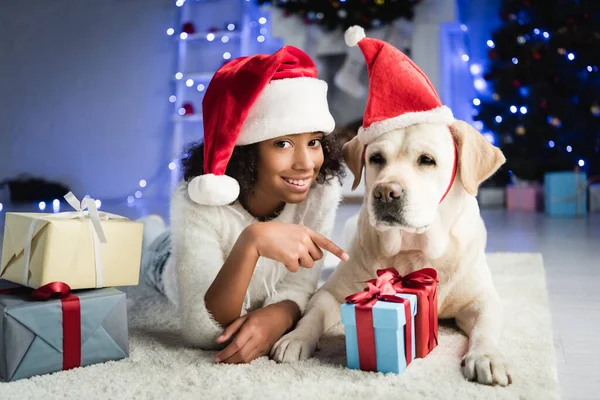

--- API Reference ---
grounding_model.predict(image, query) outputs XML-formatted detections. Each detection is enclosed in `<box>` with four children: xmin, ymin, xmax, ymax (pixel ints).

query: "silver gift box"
<box><xmin>0</xmin><ymin>285</ymin><xmax>128</xmax><ymax>381</ymax></box>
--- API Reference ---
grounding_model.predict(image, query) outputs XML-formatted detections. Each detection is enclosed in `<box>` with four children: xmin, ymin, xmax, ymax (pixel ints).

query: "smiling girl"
<box><xmin>140</xmin><ymin>46</ymin><xmax>348</xmax><ymax>364</ymax></box>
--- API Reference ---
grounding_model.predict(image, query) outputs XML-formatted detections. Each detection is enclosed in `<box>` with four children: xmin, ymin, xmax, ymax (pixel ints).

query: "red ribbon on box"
<box><xmin>386</xmin><ymin>268</ymin><xmax>439</xmax><ymax>358</ymax></box>
<box><xmin>345</xmin><ymin>270</ymin><xmax>413</xmax><ymax>372</ymax></box>
<box><xmin>0</xmin><ymin>282</ymin><xmax>81</xmax><ymax>370</ymax></box>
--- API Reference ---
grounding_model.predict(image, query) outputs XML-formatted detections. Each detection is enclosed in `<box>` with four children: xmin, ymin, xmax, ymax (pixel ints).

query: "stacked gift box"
<box><xmin>0</xmin><ymin>192</ymin><xmax>143</xmax><ymax>381</ymax></box>
<box><xmin>341</xmin><ymin>268</ymin><xmax>438</xmax><ymax>374</ymax></box>
<box><xmin>477</xmin><ymin>171</ymin><xmax>600</xmax><ymax>215</ymax></box>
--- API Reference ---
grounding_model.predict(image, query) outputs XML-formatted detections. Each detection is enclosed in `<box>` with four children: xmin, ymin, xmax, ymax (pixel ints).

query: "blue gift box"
<box><xmin>544</xmin><ymin>171</ymin><xmax>587</xmax><ymax>217</ymax></box>
<box><xmin>341</xmin><ymin>293</ymin><xmax>417</xmax><ymax>374</ymax></box>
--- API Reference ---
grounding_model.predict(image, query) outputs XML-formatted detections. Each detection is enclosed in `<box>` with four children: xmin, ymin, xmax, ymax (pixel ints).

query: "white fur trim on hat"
<box><xmin>344</xmin><ymin>26</ymin><xmax>366</xmax><ymax>47</ymax></box>
<box><xmin>187</xmin><ymin>174</ymin><xmax>240</xmax><ymax>206</ymax></box>
<box><xmin>237</xmin><ymin>77</ymin><xmax>335</xmax><ymax>145</ymax></box>
<box><xmin>358</xmin><ymin>106</ymin><xmax>455</xmax><ymax>145</ymax></box>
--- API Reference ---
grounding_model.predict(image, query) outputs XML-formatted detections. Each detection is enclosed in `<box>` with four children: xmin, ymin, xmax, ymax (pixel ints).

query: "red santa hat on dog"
<box><xmin>188</xmin><ymin>46</ymin><xmax>335</xmax><ymax>206</ymax></box>
<box><xmin>344</xmin><ymin>26</ymin><xmax>455</xmax><ymax>145</ymax></box>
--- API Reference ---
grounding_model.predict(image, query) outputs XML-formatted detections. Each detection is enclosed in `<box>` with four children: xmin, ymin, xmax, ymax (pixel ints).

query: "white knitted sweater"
<box><xmin>161</xmin><ymin>180</ymin><xmax>342</xmax><ymax>350</ymax></box>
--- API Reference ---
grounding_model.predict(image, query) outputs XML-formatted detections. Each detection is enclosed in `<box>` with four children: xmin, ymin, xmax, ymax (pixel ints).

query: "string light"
<box><xmin>196</xmin><ymin>84</ymin><xmax>205</xmax><ymax>92</ymax></box>
<box><xmin>178</xmin><ymin>108</ymin><xmax>186</xmax><ymax>116</ymax></box>
<box><xmin>460</xmin><ymin>24</ymin><xmax>468</xmax><ymax>32</ymax></box>
<box><xmin>221</xmin><ymin>36</ymin><xmax>229</xmax><ymax>43</ymax></box>
<box><xmin>167</xmin><ymin>28</ymin><xmax>175</xmax><ymax>36</ymax></box>
<box><xmin>139</xmin><ymin>180</ymin><xmax>147</xmax><ymax>188</ymax></box>
<box><xmin>135</xmin><ymin>191</ymin><xmax>143</xmax><ymax>199</ymax></box>
<box><xmin>223</xmin><ymin>52</ymin><xmax>232</xmax><ymax>59</ymax></box>
<box><xmin>567</xmin><ymin>53</ymin><xmax>575</xmax><ymax>61</ymax></box>
<box><xmin>533</xmin><ymin>28</ymin><xmax>540</xmax><ymax>35</ymax></box>
<box><xmin>257</xmin><ymin>35</ymin><xmax>265</xmax><ymax>43</ymax></box>
<box><xmin>175</xmin><ymin>0</ymin><xmax>185</xmax><ymax>7</ymax></box>
<box><xmin>495</xmin><ymin>115</ymin><xmax>503</xmax><ymax>123</ymax></box>
<box><xmin>127</xmin><ymin>196</ymin><xmax>134</xmax><ymax>204</ymax></box>
<box><xmin>206</xmin><ymin>33</ymin><xmax>215</xmax><ymax>41</ymax></box>
<box><xmin>39</xmin><ymin>201</ymin><xmax>46</xmax><ymax>211</ymax></box>
<box><xmin>227</xmin><ymin>23</ymin><xmax>236</xmax><ymax>31</ymax></box>
<box><xmin>470</xmin><ymin>64</ymin><xmax>482</xmax><ymax>75</ymax></box>
<box><xmin>549</xmin><ymin>140</ymin><xmax>555</xmax><ymax>148</ymax></box>
<box><xmin>487</xmin><ymin>40</ymin><xmax>495</xmax><ymax>48</ymax></box>
<box><xmin>543</xmin><ymin>31</ymin><xmax>550</xmax><ymax>39</ymax></box>
<box><xmin>53</xmin><ymin>199</ymin><xmax>60</xmax><ymax>212</ymax></box>
<box><xmin>180</xmin><ymin>32</ymin><xmax>188</xmax><ymax>40</ymax></box>
<box><xmin>169</xmin><ymin>95</ymin><xmax>177</xmax><ymax>103</ymax></box>
<box><xmin>484</xmin><ymin>133</ymin><xmax>495</xmax><ymax>144</ymax></box>
<box><xmin>472</xmin><ymin>98</ymin><xmax>481</xmax><ymax>106</ymax></box>
<box><xmin>260</xmin><ymin>28</ymin><xmax>267</xmax><ymax>35</ymax></box>
<box><xmin>175</xmin><ymin>72</ymin><xmax>183</xmax><ymax>80</ymax></box>
<box><xmin>461</xmin><ymin>54</ymin><xmax>470</xmax><ymax>62</ymax></box>
<box><xmin>578</xmin><ymin>159</ymin><xmax>585</xmax><ymax>167</ymax></box>
<box><xmin>258</xmin><ymin>17</ymin><xmax>267</xmax><ymax>24</ymax></box>
<box><xmin>186</xmin><ymin>79</ymin><xmax>194</xmax><ymax>87</ymax></box>
<box><xmin>588</xmin><ymin>66</ymin><xmax>593</xmax><ymax>72</ymax></box>
<box><xmin>0</xmin><ymin>203</ymin><xmax>4</xmax><ymax>212</ymax></box>
<box><xmin>520</xmin><ymin>106</ymin><xmax>528</xmax><ymax>114</ymax></box>
<box><xmin>566</xmin><ymin>146</ymin><xmax>573</xmax><ymax>152</ymax></box>
<box><xmin>169</xmin><ymin>162</ymin><xmax>177</xmax><ymax>170</ymax></box>
<box><xmin>510</xmin><ymin>105</ymin><xmax>518</xmax><ymax>113</ymax></box>
<box><xmin>512</xmin><ymin>57</ymin><xmax>519</xmax><ymax>64</ymax></box>
<box><xmin>474</xmin><ymin>78</ymin><xmax>486</xmax><ymax>91</ymax></box>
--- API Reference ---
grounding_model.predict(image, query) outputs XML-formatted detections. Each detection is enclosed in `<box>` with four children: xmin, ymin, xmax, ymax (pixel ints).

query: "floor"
<box><xmin>1</xmin><ymin>199</ymin><xmax>599</xmax><ymax>399</ymax></box>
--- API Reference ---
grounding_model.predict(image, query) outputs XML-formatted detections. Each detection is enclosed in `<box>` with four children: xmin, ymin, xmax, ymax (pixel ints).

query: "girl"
<box><xmin>141</xmin><ymin>46</ymin><xmax>348</xmax><ymax>365</ymax></box>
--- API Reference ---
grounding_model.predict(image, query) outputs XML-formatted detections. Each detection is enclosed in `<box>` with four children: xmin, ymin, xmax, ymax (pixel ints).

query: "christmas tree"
<box><xmin>257</xmin><ymin>0</ymin><xmax>421</xmax><ymax>31</ymax></box>
<box><xmin>475</xmin><ymin>0</ymin><xmax>600</xmax><ymax>182</ymax></box>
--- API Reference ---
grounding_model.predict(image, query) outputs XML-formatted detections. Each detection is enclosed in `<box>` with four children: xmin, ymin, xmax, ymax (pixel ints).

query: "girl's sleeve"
<box><xmin>262</xmin><ymin>180</ymin><xmax>341</xmax><ymax>314</ymax></box>
<box><xmin>171</xmin><ymin>210</ymin><xmax>234</xmax><ymax>350</ymax></box>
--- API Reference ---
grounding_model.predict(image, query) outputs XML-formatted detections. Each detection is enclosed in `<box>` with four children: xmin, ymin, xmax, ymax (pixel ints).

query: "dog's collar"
<box><xmin>360</xmin><ymin>137</ymin><xmax>458</xmax><ymax>204</ymax></box>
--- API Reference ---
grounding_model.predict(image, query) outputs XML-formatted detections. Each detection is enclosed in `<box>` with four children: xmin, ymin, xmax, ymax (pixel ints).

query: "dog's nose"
<box><xmin>373</xmin><ymin>183</ymin><xmax>403</xmax><ymax>204</ymax></box>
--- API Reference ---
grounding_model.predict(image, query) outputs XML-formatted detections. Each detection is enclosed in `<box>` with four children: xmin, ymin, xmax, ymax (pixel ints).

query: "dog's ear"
<box><xmin>342</xmin><ymin>136</ymin><xmax>365</xmax><ymax>190</ymax></box>
<box><xmin>450</xmin><ymin>120</ymin><xmax>506</xmax><ymax>196</ymax></box>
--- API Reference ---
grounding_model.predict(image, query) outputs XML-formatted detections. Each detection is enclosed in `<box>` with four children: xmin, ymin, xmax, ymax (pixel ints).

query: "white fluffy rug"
<box><xmin>1</xmin><ymin>253</ymin><xmax>560</xmax><ymax>399</ymax></box>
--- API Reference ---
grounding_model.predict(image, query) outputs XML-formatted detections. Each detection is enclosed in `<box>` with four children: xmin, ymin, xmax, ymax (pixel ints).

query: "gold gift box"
<box><xmin>1</xmin><ymin>212</ymin><xmax>142</xmax><ymax>289</ymax></box>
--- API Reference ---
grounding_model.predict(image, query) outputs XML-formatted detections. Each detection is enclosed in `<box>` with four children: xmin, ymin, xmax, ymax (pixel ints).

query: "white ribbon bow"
<box><xmin>22</xmin><ymin>192</ymin><xmax>125</xmax><ymax>288</ymax></box>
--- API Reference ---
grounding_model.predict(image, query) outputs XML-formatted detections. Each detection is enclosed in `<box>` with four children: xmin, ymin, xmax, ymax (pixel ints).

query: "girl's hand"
<box><xmin>214</xmin><ymin>301</ymin><xmax>300</xmax><ymax>364</ymax></box>
<box><xmin>244</xmin><ymin>222</ymin><xmax>349</xmax><ymax>272</ymax></box>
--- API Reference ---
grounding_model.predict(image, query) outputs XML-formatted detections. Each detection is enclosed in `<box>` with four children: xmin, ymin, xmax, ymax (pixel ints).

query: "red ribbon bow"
<box><xmin>345</xmin><ymin>270</ymin><xmax>414</xmax><ymax>372</ymax></box>
<box><xmin>0</xmin><ymin>282</ymin><xmax>81</xmax><ymax>371</ymax></box>
<box><xmin>384</xmin><ymin>268</ymin><xmax>439</xmax><ymax>354</ymax></box>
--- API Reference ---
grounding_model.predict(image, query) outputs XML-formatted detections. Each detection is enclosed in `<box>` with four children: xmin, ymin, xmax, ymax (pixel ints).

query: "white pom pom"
<box><xmin>344</xmin><ymin>25</ymin><xmax>366</xmax><ymax>47</ymax></box>
<box><xmin>187</xmin><ymin>174</ymin><xmax>240</xmax><ymax>206</ymax></box>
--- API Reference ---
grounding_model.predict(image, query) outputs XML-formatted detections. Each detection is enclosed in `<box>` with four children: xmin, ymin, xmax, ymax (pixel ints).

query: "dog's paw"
<box><xmin>270</xmin><ymin>330</ymin><xmax>318</xmax><ymax>363</ymax></box>
<box><xmin>461</xmin><ymin>346</ymin><xmax>512</xmax><ymax>386</ymax></box>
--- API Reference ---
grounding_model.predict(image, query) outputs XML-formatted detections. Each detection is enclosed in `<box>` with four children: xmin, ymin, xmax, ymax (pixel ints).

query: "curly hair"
<box><xmin>181</xmin><ymin>131</ymin><xmax>347</xmax><ymax>197</ymax></box>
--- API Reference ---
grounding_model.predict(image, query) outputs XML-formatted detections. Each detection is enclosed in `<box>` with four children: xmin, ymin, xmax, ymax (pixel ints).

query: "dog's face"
<box><xmin>343</xmin><ymin>120</ymin><xmax>506</xmax><ymax>233</ymax></box>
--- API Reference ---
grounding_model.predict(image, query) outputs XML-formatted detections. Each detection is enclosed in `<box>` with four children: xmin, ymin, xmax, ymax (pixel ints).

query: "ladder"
<box><xmin>168</xmin><ymin>0</ymin><xmax>282</xmax><ymax>190</ymax></box>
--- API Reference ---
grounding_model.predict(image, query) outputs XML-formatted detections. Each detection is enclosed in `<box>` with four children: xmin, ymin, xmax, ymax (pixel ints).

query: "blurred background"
<box><xmin>0</xmin><ymin>1</ymin><xmax>599</xmax><ymax>397</ymax></box>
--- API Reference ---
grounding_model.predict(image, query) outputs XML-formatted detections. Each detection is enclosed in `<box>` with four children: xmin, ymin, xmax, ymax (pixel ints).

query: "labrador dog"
<box><xmin>271</xmin><ymin>120</ymin><xmax>512</xmax><ymax>386</ymax></box>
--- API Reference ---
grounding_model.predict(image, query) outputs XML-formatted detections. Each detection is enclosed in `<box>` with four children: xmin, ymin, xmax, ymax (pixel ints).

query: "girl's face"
<box><xmin>255</xmin><ymin>132</ymin><xmax>325</xmax><ymax>204</ymax></box>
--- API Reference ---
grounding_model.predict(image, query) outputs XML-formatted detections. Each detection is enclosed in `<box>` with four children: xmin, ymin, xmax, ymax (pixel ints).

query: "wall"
<box><xmin>0</xmin><ymin>0</ymin><xmax>175</xmax><ymax>201</ymax></box>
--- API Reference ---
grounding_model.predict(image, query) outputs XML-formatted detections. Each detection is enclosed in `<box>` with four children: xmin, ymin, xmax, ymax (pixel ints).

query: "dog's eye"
<box><xmin>369</xmin><ymin>153</ymin><xmax>386</xmax><ymax>165</ymax></box>
<box><xmin>418</xmin><ymin>155</ymin><xmax>436</xmax><ymax>166</ymax></box>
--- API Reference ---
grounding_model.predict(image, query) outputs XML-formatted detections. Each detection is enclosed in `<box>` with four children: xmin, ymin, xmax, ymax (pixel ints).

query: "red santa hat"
<box><xmin>187</xmin><ymin>46</ymin><xmax>335</xmax><ymax>206</ymax></box>
<box><xmin>344</xmin><ymin>26</ymin><xmax>455</xmax><ymax>145</ymax></box>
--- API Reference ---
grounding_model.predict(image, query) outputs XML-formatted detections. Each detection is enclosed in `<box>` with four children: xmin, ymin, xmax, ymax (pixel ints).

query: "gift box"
<box><xmin>0</xmin><ymin>281</ymin><xmax>129</xmax><ymax>381</ymax></box>
<box><xmin>341</xmin><ymin>271</ymin><xmax>417</xmax><ymax>374</ymax></box>
<box><xmin>477</xmin><ymin>187</ymin><xmax>505</xmax><ymax>208</ymax></box>
<box><xmin>544</xmin><ymin>171</ymin><xmax>587</xmax><ymax>217</ymax></box>
<box><xmin>590</xmin><ymin>183</ymin><xmax>600</xmax><ymax>213</ymax></box>
<box><xmin>389</xmin><ymin>268</ymin><xmax>439</xmax><ymax>358</ymax></box>
<box><xmin>506</xmin><ymin>184</ymin><xmax>543</xmax><ymax>212</ymax></box>
<box><xmin>1</xmin><ymin>192</ymin><xmax>143</xmax><ymax>289</ymax></box>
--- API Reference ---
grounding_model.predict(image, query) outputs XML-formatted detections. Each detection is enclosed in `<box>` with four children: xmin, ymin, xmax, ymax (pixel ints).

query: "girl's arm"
<box><xmin>204</xmin><ymin>228</ymin><xmax>259</xmax><ymax>327</ymax></box>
